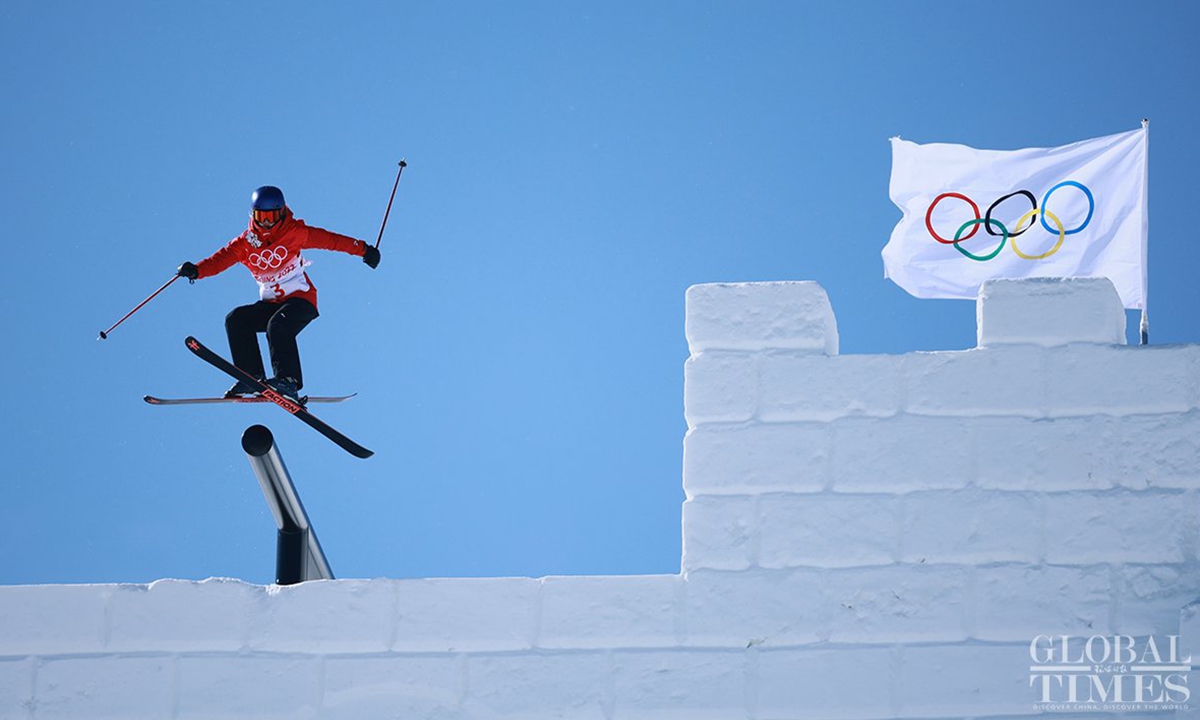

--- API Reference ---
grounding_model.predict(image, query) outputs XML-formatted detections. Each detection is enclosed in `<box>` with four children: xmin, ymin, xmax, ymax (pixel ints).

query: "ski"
<box><xmin>144</xmin><ymin>393</ymin><xmax>356</xmax><ymax>406</ymax></box>
<box><xmin>182</xmin><ymin>336</ymin><xmax>374</xmax><ymax>459</ymax></box>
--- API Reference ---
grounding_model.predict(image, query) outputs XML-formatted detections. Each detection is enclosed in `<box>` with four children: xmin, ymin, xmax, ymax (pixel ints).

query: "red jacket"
<box><xmin>196</xmin><ymin>210</ymin><xmax>366</xmax><ymax>310</ymax></box>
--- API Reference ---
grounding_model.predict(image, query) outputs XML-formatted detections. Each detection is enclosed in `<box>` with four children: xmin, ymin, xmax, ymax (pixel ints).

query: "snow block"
<box><xmin>683</xmin><ymin>352</ymin><xmax>757</xmax><ymax>426</ymax></box>
<box><xmin>973</xmin><ymin>415</ymin><xmax>1122</xmax><ymax>491</ymax></box>
<box><xmin>1180</xmin><ymin>601</ymin><xmax>1200</xmax><ymax>669</ymax></box>
<box><xmin>609</xmin><ymin>649</ymin><xmax>745</xmax><ymax>719</ymax></box>
<box><xmin>1042</xmin><ymin>343</ymin><xmax>1200</xmax><ymax>417</ymax></box>
<box><xmin>176</xmin><ymin>656</ymin><xmax>322</xmax><ymax>720</ymax></box>
<box><xmin>824</xmin><ymin>564</ymin><xmax>970</xmax><ymax>643</ymax></box>
<box><xmin>1041</xmin><ymin>490</ymin><xmax>1192</xmax><ymax>565</ymax></box>
<box><xmin>758</xmin><ymin>353</ymin><xmax>902</xmax><ymax>422</ymax></box>
<box><xmin>36</xmin><ymin>656</ymin><xmax>174</xmax><ymax>720</ymax></box>
<box><xmin>976</xmin><ymin>276</ymin><xmax>1126</xmax><ymax>347</ymax></box>
<box><xmin>321</xmin><ymin>655</ymin><xmax>462</xmax><ymax>719</ymax></box>
<box><xmin>1112</xmin><ymin>413</ymin><xmax>1200</xmax><ymax>489</ymax></box>
<box><xmin>900</xmin><ymin>490</ymin><xmax>1040</xmax><ymax>565</ymax></box>
<box><xmin>755</xmin><ymin>646</ymin><xmax>893</xmax><ymax>719</ymax></box>
<box><xmin>902</xmin><ymin>346</ymin><xmax>1047</xmax><ymax>417</ymax></box>
<box><xmin>683</xmin><ymin>423</ymin><xmax>829</xmax><ymax>497</ymax></box>
<box><xmin>0</xmin><ymin>584</ymin><xmax>108</xmax><ymax>655</ymax></box>
<box><xmin>756</xmin><ymin>493</ymin><xmax>899</xmax><ymax>569</ymax></box>
<box><xmin>681</xmin><ymin>496</ymin><xmax>757</xmax><ymax>571</ymax></box>
<box><xmin>392</xmin><ymin>577</ymin><xmax>539</xmax><ymax>652</ymax></box>
<box><xmin>463</xmin><ymin>652</ymin><xmax>608</xmax><ymax>719</ymax></box>
<box><xmin>829</xmin><ymin>416</ymin><xmax>972</xmax><ymax>493</ymax></box>
<box><xmin>971</xmin><ymin>564</ymin><xmax>1111</xmax><ymax>640</ymax></box>
<box><xmin>685</xmin><ymin>281</ymin><xmax>838</xmax><ymax>355</ymax></box>
<box><xmin>895</xmin><ymin>643</ymin><xmax>1033</xmax><ymax>717</ymax></box>
<box><xmin>0</xmin><ymin>658</ymin><xmax>33</xmax><ymax>720</ymax></box>
<box><xmin>1115</xmin><ymin>564</ymin><xmax>1200</xmax><ymax>637</ymax></box>
<box><xmin>107</xmin><ymin>578</ymin><xmax>258</xmax><ymax>653</ymax></box>
<box><xmin>246</xmin><ymin>579</ymin><xmax>396</xmax><ymax>653</ymax></box>
<box><xmin>539</xmin><ymin>574</ymin><xmax>684</xmax><ymax>649</ymax></box>
<box><xmin>683</xmin><ymin>569</ymin><xmax>823</xmax><ymax>647</ymax></box>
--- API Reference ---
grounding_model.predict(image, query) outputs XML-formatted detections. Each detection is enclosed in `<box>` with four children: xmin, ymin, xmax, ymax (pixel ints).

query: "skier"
<box><xmin>176</xmin><ymin>185</ymin><xmax>381</xmax><ymax>402</ymax></box>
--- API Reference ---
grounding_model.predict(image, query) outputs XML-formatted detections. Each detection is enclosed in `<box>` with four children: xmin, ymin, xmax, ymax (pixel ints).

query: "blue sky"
<box><xmin>2</xmin><ymin>1</ymin><xmax>1198</xmax><ymax>585</ymax></box>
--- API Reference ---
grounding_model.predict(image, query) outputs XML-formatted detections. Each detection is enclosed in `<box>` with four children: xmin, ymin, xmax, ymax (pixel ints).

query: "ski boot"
<box><xmin>224</xmin><ymin>378</ymin><xmax>262</xmax><ymax>398</ymax></box>
<box><xmin>265</xmin><ymin>376</ymin><xmax>304</xmax><ymax>405</ymax></box>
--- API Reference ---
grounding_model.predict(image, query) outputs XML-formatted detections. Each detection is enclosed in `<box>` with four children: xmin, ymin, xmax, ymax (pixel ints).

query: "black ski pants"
<box><xmin>225</xmin><ymin>298</ymin><xmax>319</xmax><ymax>389</ymax></box>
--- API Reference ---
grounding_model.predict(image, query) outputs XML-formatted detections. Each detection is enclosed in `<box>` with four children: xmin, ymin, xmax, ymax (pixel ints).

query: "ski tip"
<box><xmin>143</xmin><ymin>395</ymin><xmax>161</xmax><ymax>405</ymax></box>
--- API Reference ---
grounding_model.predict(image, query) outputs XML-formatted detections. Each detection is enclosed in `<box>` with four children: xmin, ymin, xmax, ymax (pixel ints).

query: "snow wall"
<box><xmin>4</xmin><ymin>277</ymin><xmax>1200</xmax><ymax>719</ymax></box>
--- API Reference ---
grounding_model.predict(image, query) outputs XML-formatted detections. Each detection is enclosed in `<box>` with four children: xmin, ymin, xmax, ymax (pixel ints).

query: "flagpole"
<box><xmin>1140</xmin><ymin>118</ymin><xmax>1150</xmax><ymax>345</ymax></box>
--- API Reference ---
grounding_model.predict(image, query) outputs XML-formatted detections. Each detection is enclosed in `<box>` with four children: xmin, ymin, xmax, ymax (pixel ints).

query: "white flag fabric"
<box><xmin>882</xmin><ymin>127</ymin><xmax>1148</xmax><ymax>309</ymax></box>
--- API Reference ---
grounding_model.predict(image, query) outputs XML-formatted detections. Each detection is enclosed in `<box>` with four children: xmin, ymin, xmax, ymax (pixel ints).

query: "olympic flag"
<box><xmin>882</xmin><ymin>126</ymin><xmax>1148</xmax><ymax>310</ymax></box>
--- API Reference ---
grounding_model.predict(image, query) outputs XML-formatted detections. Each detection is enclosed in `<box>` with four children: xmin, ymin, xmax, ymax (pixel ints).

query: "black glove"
<box><xmin>363</xmin><ymin>245</ymin><xmax>381</xmax><ymax>269</ymax></box>
<box><xmin>177</xmin><ymin>261</ymin><xmax>199</xmax><ymax>281</ymax></box>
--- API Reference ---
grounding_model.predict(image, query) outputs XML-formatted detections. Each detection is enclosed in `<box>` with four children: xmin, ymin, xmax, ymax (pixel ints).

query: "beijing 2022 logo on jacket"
<box><xmin>249</xmin><ymin>247</ymin><xmax>289</xmax><ymax>271</ymax></box>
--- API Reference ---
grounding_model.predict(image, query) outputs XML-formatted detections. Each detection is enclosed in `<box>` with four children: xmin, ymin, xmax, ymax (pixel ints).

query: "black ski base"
<box><xmin>182</xmin><ymin>336</ymin><xmax>374</xmax><ymax>459</ymax></box>
<box><xmin>144</xmin><ymin>393</ymin><xmax>356</xmax><ymax>406</ymax></box>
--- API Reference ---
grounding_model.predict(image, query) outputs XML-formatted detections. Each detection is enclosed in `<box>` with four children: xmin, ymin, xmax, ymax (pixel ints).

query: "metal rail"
<box><xmin>241</xmin><ymin>424</ymin><xmax>333</xmax><ymax>584</ymax></box>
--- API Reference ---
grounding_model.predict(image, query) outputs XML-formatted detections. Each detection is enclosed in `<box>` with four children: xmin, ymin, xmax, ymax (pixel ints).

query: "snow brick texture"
<box><xmin>4</xmin><ymin>277</ymin><xmax>1200</xmax><ymax>719</ymax></box>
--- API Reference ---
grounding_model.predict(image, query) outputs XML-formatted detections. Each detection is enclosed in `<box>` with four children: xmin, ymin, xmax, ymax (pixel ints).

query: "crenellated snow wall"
<box><xmin>3</xmin><ymin>277</ymin><xmax>1199</xmax><ymax>719</ymax></box>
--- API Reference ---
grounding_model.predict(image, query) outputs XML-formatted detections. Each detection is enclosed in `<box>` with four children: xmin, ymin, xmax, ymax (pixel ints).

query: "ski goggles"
<box><xmin>252</xmin><ymin>207</ymin><xmax>286</xmax><ymax>227</ymax></box>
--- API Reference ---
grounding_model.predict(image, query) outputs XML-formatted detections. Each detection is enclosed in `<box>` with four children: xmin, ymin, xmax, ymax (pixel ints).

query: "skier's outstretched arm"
<box><xmin>304</xmin><ymin>226</ymin><xmax>381</xmax><ymax>269</ymax></box>
<box><xmin>178</xmin><ymin>240</ymin><xmax>240</xmax><ymax>281</ymax></box>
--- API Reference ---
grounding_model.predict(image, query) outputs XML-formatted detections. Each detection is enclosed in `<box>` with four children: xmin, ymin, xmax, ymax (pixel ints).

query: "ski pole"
<box><xmin>374</xmin><ymin>159</ymin><xmax>407</xmax><ymax>249</ymax></box>
<box><xmin>98</xmin><ymin>274</ymin><xmax>181</xmax><ymax>340</ymax></box>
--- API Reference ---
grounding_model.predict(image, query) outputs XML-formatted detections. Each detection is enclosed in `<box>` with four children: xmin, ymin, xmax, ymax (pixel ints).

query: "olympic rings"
<box><xmin>249</xmin><ymin>246</ymin><xmax>289</xmax><ymax>270</ymax></box>
<box><xmin>924</xmin><ymin>181</ymin><xmax>1093</xmax><ymax>261</ymax></box>
<box><xmin>926</xmin><ymin>193</ymin><xmax>980</xmax><ymax>244</ymax></box>
<box><xmin>984</xmin><ymin>191</ymin><xmax>1037</xmax><ymax>237</ymax></box>
<box><xmin>1011</xmin><ymin>209</ymin><xmax>1064</xmax><ymax>260</ymax></box>
<box><xmin>953</xmin><ymin>218</ymin><xmax>1007</xmax><ymax>262</ymax></box>
<box><xmin>1039</xmin><ymin>181</ymin><xmax>1093</xmax><ymax>235</ymax></box>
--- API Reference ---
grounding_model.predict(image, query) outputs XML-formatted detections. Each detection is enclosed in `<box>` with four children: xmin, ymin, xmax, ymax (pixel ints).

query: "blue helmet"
<box><xmin>251</xmin><ymin>185</ymin><xmax>286</xmax><ymax>211</ymax></box>
<box><xmin>250</xmin><ymin>186</ymin><xmax>286</xmax><ymax>228</ymax></box>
